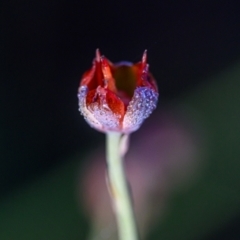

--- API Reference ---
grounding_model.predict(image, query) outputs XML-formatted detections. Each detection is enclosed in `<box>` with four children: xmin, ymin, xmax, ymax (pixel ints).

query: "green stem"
<box><xmin>106</xmin><ymin>132</ymin><xmax>138</xmax><ymax>240</ymax></box>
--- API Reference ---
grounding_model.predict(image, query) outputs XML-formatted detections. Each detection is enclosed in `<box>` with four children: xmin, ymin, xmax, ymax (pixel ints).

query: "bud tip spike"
<box><xmin>95</xmin><ymin>48</ymin><xmax>101</xmax><ymax>62</ymax></box>
<box><xmin>142</xmin><ymin>49</ymin><xmax>147</xmax><ymax>64</ymax></box>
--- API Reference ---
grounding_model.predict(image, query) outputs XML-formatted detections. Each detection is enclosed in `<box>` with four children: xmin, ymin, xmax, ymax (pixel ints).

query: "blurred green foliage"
<box><xmin>0</xmin><ymin>63</ymin><xmax>240</xmax><ymax>240</ymax></box>
<box><xmin>150</xmin><ymin>63</ymin><xmax>240</xmax><ymax>240</ymax></box>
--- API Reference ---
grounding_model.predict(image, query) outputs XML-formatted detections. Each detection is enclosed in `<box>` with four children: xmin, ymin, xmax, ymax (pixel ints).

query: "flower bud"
<box><xmin>78</xmin><ymin>49</ymin><xmax>158</xmax><ymax>133</ymax></box>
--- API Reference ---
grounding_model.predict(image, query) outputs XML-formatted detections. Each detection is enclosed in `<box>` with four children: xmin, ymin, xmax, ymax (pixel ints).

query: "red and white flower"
<box><xmin>78</xmin><ymin>49</ymin><xmax>158</xmax><ymax>133</ymax></box>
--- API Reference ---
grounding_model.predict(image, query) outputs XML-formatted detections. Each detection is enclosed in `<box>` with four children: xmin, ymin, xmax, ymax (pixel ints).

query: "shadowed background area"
<box><xmin>1</xmin><ymin>1</ymin><xmax>240</xmax><ymax>239</ymax></box>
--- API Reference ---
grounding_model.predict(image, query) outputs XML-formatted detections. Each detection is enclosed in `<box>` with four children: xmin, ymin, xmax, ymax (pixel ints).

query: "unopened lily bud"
<box><xmin>78</xmin><ymin>50</ymin><xmax>158</xmax><ymax>133</ymax></box>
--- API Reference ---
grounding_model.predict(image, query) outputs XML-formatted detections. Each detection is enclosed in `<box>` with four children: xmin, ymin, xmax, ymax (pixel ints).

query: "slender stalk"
<box><xmin>106</xmin><ymin>132</ymin><xmax>138</xmax><ymax>240</ymax></box>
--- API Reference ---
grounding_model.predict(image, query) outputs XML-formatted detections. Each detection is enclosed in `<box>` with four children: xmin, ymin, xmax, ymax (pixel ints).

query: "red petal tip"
<box><xmin>142</xmin><ymin>50</ymin><xmax>147</xmax><ymax>64</ymax></box>
<box><xmin>95</xmin><ymin>49</ymin><xmax>101</xmax><ymax>62</ymax></box>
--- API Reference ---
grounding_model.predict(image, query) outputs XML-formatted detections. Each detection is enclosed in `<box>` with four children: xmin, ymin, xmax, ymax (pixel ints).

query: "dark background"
<box><xmin>1</xmin><ymin>1</ymin><xmax>240</xmax><ymax>239</ymax></box>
